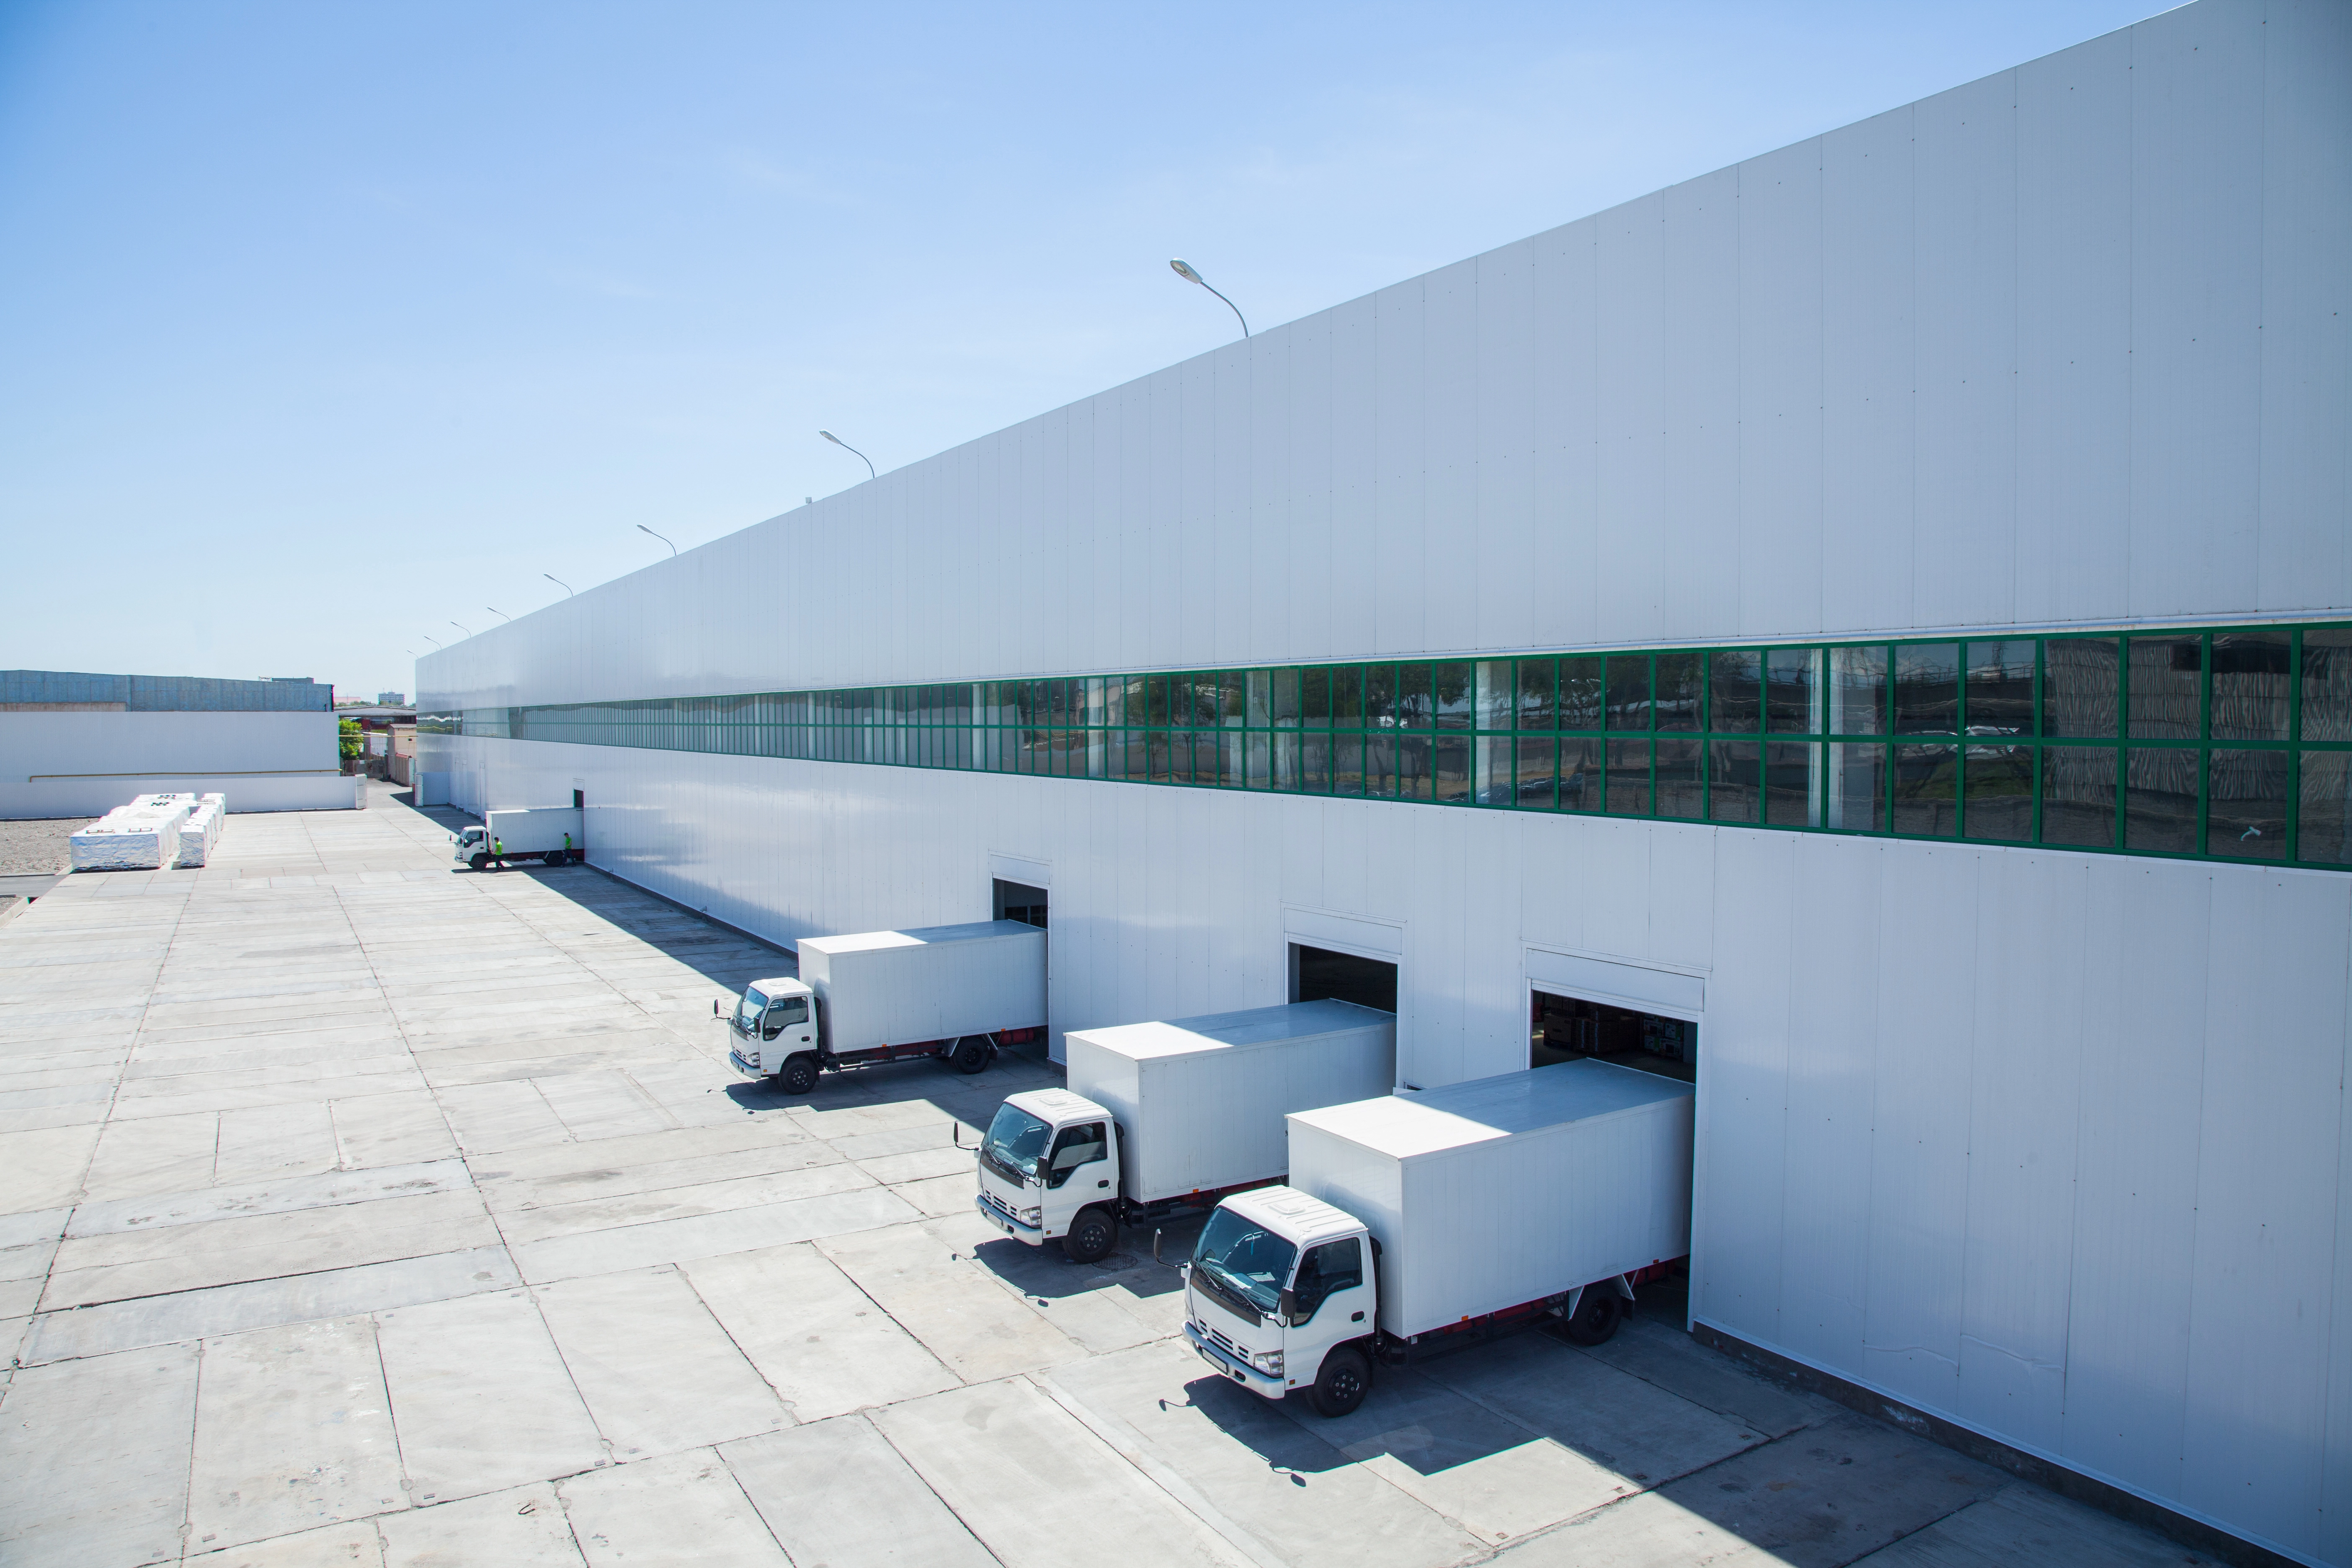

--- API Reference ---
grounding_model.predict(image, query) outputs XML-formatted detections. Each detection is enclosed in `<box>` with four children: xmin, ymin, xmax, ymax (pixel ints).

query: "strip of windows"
<box><xmin>420</xmin><ymin>622</ymin><xmax>2352</xmax><ymax>872</ymax></box>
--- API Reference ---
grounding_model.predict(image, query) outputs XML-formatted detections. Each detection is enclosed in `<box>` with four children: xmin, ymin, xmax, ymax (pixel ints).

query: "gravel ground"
<box><xmin>0</xmin><ymin>818</ymin><xmax>81</xmax><ymax>875</ymax></box>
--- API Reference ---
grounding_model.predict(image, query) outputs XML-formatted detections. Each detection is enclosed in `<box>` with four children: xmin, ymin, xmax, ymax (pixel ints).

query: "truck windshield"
<box><xmin>1190</xmin><ymin>1208</ymin><xmax>1297</xmax><ymax>1318</ymax></box>
<box><xmin>980</xmin><ymin>1103</ymin><xmax>1051</xmax><ymax>1185</ymax></box>
<box><xmin>735</xmin><ymin>988</ymin><xmax>768</xmax><ymax>1033</ymax></box>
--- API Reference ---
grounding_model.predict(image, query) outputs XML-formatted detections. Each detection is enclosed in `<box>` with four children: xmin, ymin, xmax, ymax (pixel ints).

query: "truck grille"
<box><xmin>1207</xmin><ymin>1326</ymin><xmax>1238</xmax><ymax>1356</ymax></box>
<box><xmin>982</xmin><ymin>1189</ymin><xmax>1015</xmax><ymax>1219</ymax></box>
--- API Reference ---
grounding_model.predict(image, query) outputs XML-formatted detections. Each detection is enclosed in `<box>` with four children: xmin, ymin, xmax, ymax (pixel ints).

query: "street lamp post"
<box><xmin>450</xmin><ymin>621</ymin><xmax>471</xmax><ymax>637</ymax></box>
<box><xmin>637</xmin><ymin>524</ymin><xmax>678</xmax><ymax>557</ymax></box>
<box><xmin>1170</xmin><ymin>259</ymin><xmax>1249</xmax><ymax>338</ymax></box>
<box><xmin>487</xmin><ymin>607</ymin><xmax>511</xmax><ymax>622</ymax></box>
<box><xmin>819</xmin><ymin>430</ymin><xmax>876</xmax><ymax>480</ymax></box>
<box><xmin>545</xmin><ymin>574</ymin><xmax>575</xmax><ymax>596</ymax></box>
<box><xmin>421</xmin><ymin>634</ymin><xmax>443</xmax><ymax>648</ymax></box>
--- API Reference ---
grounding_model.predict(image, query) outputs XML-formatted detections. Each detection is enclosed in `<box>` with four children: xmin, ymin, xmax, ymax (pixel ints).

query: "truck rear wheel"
<box><xmin>948</xmin><ymin>1035</ymin><xmax>992</xmax><ymax>1074</ymax></box>
<box><xmin>1561</xmin><ymin>1282</ymin><xmax>1625</xmax><ymax>1346</ymax></box>
<box><xmin>776</xmin><ymin>1055</ymin><xmax>820</xmax><ymax>1096</ymax></box>
<box><xmin>1310</xmin><ymin>1345</ymin><xmax>1371</xmax><ymax>1417</ymax></box>
<box><xmin>1060</xmin><ymin>1205</ymin><xmax>1117</xmax><ymax>1263</ymax></box>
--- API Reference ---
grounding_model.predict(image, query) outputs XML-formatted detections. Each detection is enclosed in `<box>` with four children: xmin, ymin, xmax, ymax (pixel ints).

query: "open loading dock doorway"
<box><xmin>1289</xmin><ymin>944</ymin><xmax>1397</xmax><ymax>1013</ymax></box>
<box><xmin>1529</xmin><ymin>990</ymin><xmax>1696</xmax><ymax>1082</ymax></box>
<box><xmin>993</xmin><ymin>879</ymin><xmax>1047</xmax><ymax>929</ymax></box>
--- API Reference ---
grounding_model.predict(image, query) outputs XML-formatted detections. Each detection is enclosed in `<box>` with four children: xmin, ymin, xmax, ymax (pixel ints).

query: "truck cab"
<box><xmin>972</xmin><ymin>1088</ymin><xmax>1123</xmax><ymax>1263</ymax></box>
<box><xmin>1182</xmin><ymin>1186</ymin><xmax>1377</xmax><ymax>1416</ymax></box>
<box><xmin>726</xmin><ymin>977</ymin><xmax>821</xmax><ymax>1090</ymax></box>
<box><xmin>451</xmin><ymin>825</ymin><xmax>488</xmax><ymax>866</ymax></box>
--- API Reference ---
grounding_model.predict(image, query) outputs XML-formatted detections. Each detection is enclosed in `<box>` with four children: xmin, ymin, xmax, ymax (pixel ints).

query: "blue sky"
<box><xmin>0</xmin><ymin>0</ymin><xmax>2162</xmax><ymax>703</ymax></box>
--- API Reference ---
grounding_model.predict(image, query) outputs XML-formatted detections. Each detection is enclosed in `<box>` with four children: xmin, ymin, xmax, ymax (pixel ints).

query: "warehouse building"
<box><xmin>1</xmin><ymin>669</ymin><xmax>351</xmax><ymax>817</ymax></box>
<box><xmin>420</xmin><ymin>3</ymin><xmax>2352</xmax><ymax>1561</ymax></box>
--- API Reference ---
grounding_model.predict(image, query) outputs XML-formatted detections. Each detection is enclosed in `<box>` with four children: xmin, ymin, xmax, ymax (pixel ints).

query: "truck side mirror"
<box><xmin>1277</xmin><ymin>1287</ymin><xmax>1297</xmax><ymax>1325</ymax></box>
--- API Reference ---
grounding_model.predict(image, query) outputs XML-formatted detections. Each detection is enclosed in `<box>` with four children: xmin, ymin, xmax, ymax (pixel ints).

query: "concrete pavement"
<box><xmin>0</xmin><ymin>784</ymin><xmax>2218</xmax><ymax>1566</ymax></box>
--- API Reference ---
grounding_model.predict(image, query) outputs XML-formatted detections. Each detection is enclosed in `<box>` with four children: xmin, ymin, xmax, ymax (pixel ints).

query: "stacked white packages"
<box><xmin>174</xmin><ymin>794</ymin><xmax>227</xmax><ymax>867</ymax></box>
<box><xmin>69</xmin><ymin>797</ymin><xmax>195</xmax><ymax>872</ymax></box>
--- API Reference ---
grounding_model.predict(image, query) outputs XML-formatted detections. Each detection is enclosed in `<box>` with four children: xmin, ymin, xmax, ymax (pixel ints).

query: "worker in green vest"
<box><xmin>490</xmin><ymin>834</ymin><xmax>504</xmax><ymax>870</ymax></box>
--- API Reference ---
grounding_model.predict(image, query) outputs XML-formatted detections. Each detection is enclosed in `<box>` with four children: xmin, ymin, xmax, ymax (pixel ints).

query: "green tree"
<box><xmin>339</xmin><ymin>717</ymin><xmax>364</xmax><ymax>761</ymax></box>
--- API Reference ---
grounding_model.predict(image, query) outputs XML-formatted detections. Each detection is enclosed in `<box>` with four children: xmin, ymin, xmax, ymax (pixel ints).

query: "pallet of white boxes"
<box><xmin>67</xmin><ymin>792</ymin><xmax>227</xmax><ymax>871</ymax></box>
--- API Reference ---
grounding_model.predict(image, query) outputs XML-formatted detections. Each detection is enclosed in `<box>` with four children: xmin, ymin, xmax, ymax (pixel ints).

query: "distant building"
<box><xmin>378</xmin><ymin>691</ymin><xmax>406</xmax><ymax>706</ymax></box>
<box><xmin>2</xmin><ymin>670</ymin><xmax>354</xmax><ymax>818</ymax></box>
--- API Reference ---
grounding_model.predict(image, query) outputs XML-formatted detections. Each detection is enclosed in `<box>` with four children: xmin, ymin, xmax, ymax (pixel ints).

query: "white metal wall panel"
<box><xmin>1911</xmin><ymin>71</ymin><xmax>2019</xmax><ymax>634</ymax></box>
<box><xmin>1529</xmin><ymin>217</ymin><xmax>1599</xmax><ymax>650</ymax></box>
<box><xmin>2063</xmin><ymin>860</ymin><xmax>2211</xmax><ymax>1501</ymax></box>
<box><xmin>1373</xmin><ymin>279</ymin><xmax>1427</xmax><ymax>655</ymax></box>
<box><xmin>1955</xmin><ymin>852</ymin><xmax>2086</xmax><ymax>1456</ymax></box>
<box><xmin>1421</xmin><ymin>257</ymin><xmax>1479</xmax><ymax>657</ymax></box>
<box><xmin>1473</xmin><ymin>238</ymin><xmax>1537</xmax><ymax>656</ymax></box>
<box><xmin>2130</xmin><ymin>2</ymin><xmax>2266</xmax><ymax>622</ymax></box>
<box><xmin>1816</xmin><ymin>105</ymin><xmax>1915</xmax><ymax>637</ymax></box>
<box><xmin>2177</xmin><ymin>872</ymin><xmax>2347</xmax><ymax>1558</ymax></box>
<box><xmin>1743</xmin><ymin>143</ymin><xmax>1825</xmax><ymax>638</ymax></box>
<box><xmin>2258</xmin><ymin>0</ymin><xmax>2352</xmax><ymax>617</ymax></box>
<box><xmin>1663</xmin><ymin>165</ymin><xmax>1742</xmax><ymax>639</ymax></box>
<box><xmin>1594</xmin><ymin>192</ymin><xmax>1668</xmax><ymax>649</ymax></box>
<box><xmin>2014</xmin><ymin>28</ymin><xmax>2133</xmax><ymax>628</ymax></box>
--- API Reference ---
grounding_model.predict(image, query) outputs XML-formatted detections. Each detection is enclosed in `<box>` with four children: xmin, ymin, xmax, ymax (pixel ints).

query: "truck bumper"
<box><xmin>727</xmin><ymin>1048</ymin><xmax>762</xmax><ymax>1079</ymax></box>
<box><xmin>1184</xmin><ymin>1323</ymin><xmax>1284</xmax><ymax>1400</ymax></box>
<box><xmin>974</xmin><ymin>1193</ymin><xmax>1044</xmax><ymax>1244</ymax></box>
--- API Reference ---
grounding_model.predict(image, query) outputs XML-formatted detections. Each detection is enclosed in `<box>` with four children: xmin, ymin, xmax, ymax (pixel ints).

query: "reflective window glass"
<box><xmin>1473</xmin><ymin>662</ymin><xmax>1512</xmax><ymax>730</ymax></box>
<box><xmin>1965</xmin><ymin>642</ymin><xmax>2035</xmax><ymax>738</ymax></box>
<box><xmin>1890</xmin><ymin>744</ymin><xmax>1960</xmax><ymax>836</ymax></box>
<box><xmin>1765</xmin><ymin>742</ymin><xmax>1819</xmax><ymax>826</ymax></box>
<box><xmin>1367</xmin><ymin>735</ymin><xmax>1400</xmax><ymax>799</ymax></box>
<box><xmin>1605</xmin><ymin>657</ymin><xmax>1651</xmax><ymax>731</ymax></box>
<box><xmin>2128</xmin><ymin>637</ymin><xmax>2202</xmax><ymax>740</ymax></box>
<box><xmin>1710</xmin><ymin>650</ymin><xmax>1761</xmax><ymax>734</ymax></box>
<box><xmin>1272</xmin><ymin>668</ymin><xmax>1299</xmax><ymax>727</ymax></box>
<box><xmin>1829</xmin><ymin>647</ymin><xmax>1888</xmax><ymax>735</ymax></box>
<box><xmin>1273</xmin><ymin>731</ymin><xmax>1302</xmax><ymax>790</ymax></box>
<box><xmin>1707</xmin><ymin>741</ymin><xmax>1759</xmax><ymax>822</ymax></box>
<box><xmin>1604</xmin><ymin>739</ymin><xmax>1651</xmax><ymax>813</ymax></box>
<box><xmin>1516</xmin><ymin>737</ymin><xmax>1558</xmax><ymax>808</ymax></box>
<box><xmin>2125</xmin><ymin>748</ymin><xmax>2199</xmax><ymax>852</ymax></box>
<box><xmin>2206</xmin><ymin>750</ymin><xmax>2286</xmax><ymax>859</ymax></box>
<box><xmin>1828</xmin><ymin>743</ymin><xmax>1884</xmax><ymax>831</ymax></box>
<box><xmin>2209</xmin><ymin>632</ymin><xmax>2290</xmax><ymax>742</ymax></box>
<box><xmin>1559</xmin><ymin>657</ymin><xmax>1604</xmax><ymax>730</ymax></box>
<box><xmin>1656</xmin><ymin>739</ymin><xmax>1702</xmax><ymax>818</ymax></box>
<box><xmin>1558</xmin><ymin>738</ymin><xmax>1599</xmax><ymax>811</ymax></box>
<box><xmin>1516</xmin><ymin>659</ymin><xmax>1557</xmax><ymax>730</ymax></box>
<box><xmin>1300</xmin><ymin>667</ymin><xmax>1330</xmax><ymax>727</ymax></box>
<box><xmin>1435</xmin><ymin>663</ymin><xmax>1473</xmax><ymax>730</ymax></box>
<box><xmin>1963</xmin><ymin>745</ymin><xmax>2033</xmax><ymax>841</ymax></box>
<box><xmin>2304</xmin><ymin>632</ymin><xmax>2352</xmax><ymax>742</ymax></box>
<box><xmin>1246</xmin><ymin>671</ymin><xmax>1270</xmax><ymax>728</ymax></box>
<box><xmin>2045</xmin><ymin>639</ymin><xmax>2119</xmax><ymax>738</ymax></box>
<box><xmin>1397</xmin><ymin>666</ymin><xmax>1435</xmax><ymax>730</ymax></box>
<box><xmin>1767</xmin><ymin>650</ymin><xmax>1821</xmax><ymax>735</ymax></box>
<box><xmin>1893</xmin><ymin>645</ymin><xmax>1960</xmax><ymax>735</ymax></box>
<box><xmin>1434</xmin><ymin>737</ymin><xmax>1471</xmax><ymax>802</ymax></box>
<box><xmin>1221</xmin><ymin>672</ymin><xmax>1248</xmax><ymax>727</ymax></box>
<box><xmin>1656</xmin><ymin>653</ymin><xmax>1703</xmax><ymax>733</ymax></box>
<box><xmin>1331</xmin><ymin>666</ymin><xmax>1362</xmax><ymax>725</ymax></box>
<box><xmin>1364</xmin><ymin>666</ymin><xmax>1397</xmax><ymax>729</ymax></box>
<box><xmin>1473</xmin><ymin>736</ymin><xmax>1513</xmax><ymax>803</ymax></box>
<box><xmin>2300</xmin><ymin>751</ymin><xmax>2352</xmax><ymax>864</ymax></box>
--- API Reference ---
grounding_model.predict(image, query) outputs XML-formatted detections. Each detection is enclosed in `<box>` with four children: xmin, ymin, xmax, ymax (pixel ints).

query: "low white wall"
<box><xmin>0</xmin><ymin>711</ymin><xmax>347</xmax><ymax>818</ymax></box>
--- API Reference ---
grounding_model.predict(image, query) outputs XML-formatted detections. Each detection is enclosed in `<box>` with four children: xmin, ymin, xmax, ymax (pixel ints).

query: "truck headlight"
<box><xmin>1250</xmin><ymin>1349</ymin><xmax>1284</xmax><ymax>1377</ymax></box>
<box><xmin>1020</xmin><ymin>1207</ymin><xmax>1041</xmax><ymax>1224</ymax></box>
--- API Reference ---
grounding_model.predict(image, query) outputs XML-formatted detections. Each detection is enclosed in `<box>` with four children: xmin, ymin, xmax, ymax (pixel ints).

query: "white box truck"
<box><xmin>728</xmin><ymin>921</ymin><xmax>1046</xmax><ymax>1096</ymax></box>
<box><xmin>972</xmin><ymin>1000</ymin><xmax>1395</xmax><ymax>1263</ymax></box>
<box><xmin>451</xmin><ymin>806</ymin><xmax>583</xmax><ymax>870</ymax></box>
<box><xmin>1180</xmin><ymin>1060</ymin><xmax>1694</xmax><ymax>1417</ymax></box>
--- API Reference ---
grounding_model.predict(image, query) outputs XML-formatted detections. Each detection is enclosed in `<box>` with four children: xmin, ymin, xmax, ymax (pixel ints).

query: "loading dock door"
<box><xmin>993</xmin><ymin>879</ymin><xmax>1047</xmax><ymax>929</ymax></box>
<box><xmin>1289</xmin><ymin>944</ymin><xmax>1397</xmax><ymax>1013</ymax></box>
<box><xmin>1530</xmin><ymin>989</ymin><xmax>1696</xmax><ymax>1083</ymax></box>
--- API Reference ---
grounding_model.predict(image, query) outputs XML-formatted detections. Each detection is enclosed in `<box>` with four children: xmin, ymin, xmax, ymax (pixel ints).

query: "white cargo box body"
<box><xmin>1066</xmin><ymin>1000</ymin><xmax>1396</xmax><ymax>1205</ymax></box>
<box><xmin>1287</xmin><ymin>1060</ymin><xmax>1694</xmax><ymax>1339</ymax></box>
<box><xmin>799</xmin><ymin>921</ymin><xmax>1046</xmax><ymax>1053</ymax></box>
<box><xmin>482</xmin><ymin>806</ymin><xmax>583</xmax><ymax>854</ymax></box>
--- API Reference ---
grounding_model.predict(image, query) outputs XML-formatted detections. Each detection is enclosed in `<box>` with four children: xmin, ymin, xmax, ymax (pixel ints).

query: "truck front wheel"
<box><xmin>776</xmin><ymin>1055</ymin><xmax>820</xmax><ymax>1096</ymax></box>
<box><xmin>1061</xmin><ymin>1205</ymin><xmax>1117</xmax><ymax>1263</ymax></box>
<box><xmin>1309</xmin><ymin>1346</ymin><xmax>1371</xmax><ymax>1417</ymax></box>
<box><xmin>1561</xmin><ymin>1282</ymin><xmax>1625</xmax><ymax>1346</ymax></box>
<box><xmin>948</xmin><ymin>1036</ymin><xmax>992</xmax><ymax>1075</ymax></box>
<box><xmin>468</xmin><ymin>851</ymin><xmax>490</xmax><ymax>871</ymax></box>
